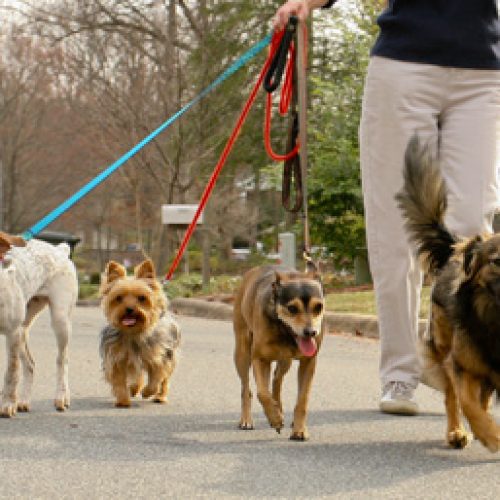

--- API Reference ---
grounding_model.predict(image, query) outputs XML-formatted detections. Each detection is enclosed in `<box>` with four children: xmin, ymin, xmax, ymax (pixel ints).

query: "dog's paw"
<box><xmin>267</xmin><ymin>407</ymin><xmax>284</xmax><ymax>432</ymax></box>
<box><xmin>115</xmin><ymin>399</ymin><xmax>131</xmax><ymax>408</ymax></box>
<box><xmin>238</xmin><ymin>420</ymin><xmax>254</xmax><ymax>430</ymax></box>
<box><xmin>54</xmin><ymin>391</ymin><xmax>70</xmax><ymax>411</ymax></box>
<box><xmin>1</xmin><ymin>402</ymin><xmax>17</xmax><ymax>418</ymax></box>
<box><xmin>141</xmin><ymin>385</ymin><xmax>157</xmax><ymax>399</ymax></box>
<box><xmin>17</xmin><ymin>401</ymin><xmax>30</xmax><ymax>412</ymax></box>
<box><xmin>130</xmin><ymin>384</ymin><xmax>144</xmax><ymax>397</ymax></box>
<box><xmin>152</xmin><ymin>396</ymin><xmax>168</xmax><ymax>404</ymax></box>
<box><xmin>447</xmin><ymin>428</ymin><xmax>472</xmax><ymax>449</ymax></box>
<box><xmin>54</xmin><ymin>398</ymin><xmax>69</xmax><ymax>412</ymax></box>
<box><xmin>290</xmin><ymin>429</ymin><xmax>309</xmax><ymax>441</ymax></box>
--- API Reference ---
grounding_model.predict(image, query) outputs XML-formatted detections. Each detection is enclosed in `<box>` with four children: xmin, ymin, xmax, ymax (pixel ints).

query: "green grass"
<box><xmin>78</xmin><ymin>275</ymin><xmax>431</xmax><ymax>319</ymax></box>
<box><xmin>325</xmin><ymin>286</ymin><xmax>431</xmax><ymax>318</ymax></box>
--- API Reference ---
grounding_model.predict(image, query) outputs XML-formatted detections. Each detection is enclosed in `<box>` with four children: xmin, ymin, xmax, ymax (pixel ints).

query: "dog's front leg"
<box><xmin>272</xmin><ymin>359</ymin><xmax>292</xmax><ymax>414</ymax></box>
<box><xmin>253</xmin><ymin>358</ymin><xmax>284</xmax><ymax>432</ymax></box>
<box><xmin>290</xmin><ymin>356</ymin><xmax>317</xmax><ymax>441</ymax></box>
<box><xmin>443</xmin><ymin>359</ymin><xmax>471</xmax><ymax>449</ymax></box>
<box><xmin>110</xmin><ymin>362</ymin><xmax>131</xmax><ymax>407</ymax></box>
<box><xmin>1</xmin><ymin>331</ymin><xmax>22</xmax><ymax>417</ymax></box>
<box><xmin>457</xmin><ymin>371</ymin><xmax>499</xmax><ymax>453</ymax></box>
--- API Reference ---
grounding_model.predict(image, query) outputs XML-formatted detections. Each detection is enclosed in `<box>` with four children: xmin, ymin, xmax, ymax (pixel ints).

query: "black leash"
<box><xmin>264</xmin><ymin>17</ymin><xmax>312</xmax><ymax>268</ymax></box>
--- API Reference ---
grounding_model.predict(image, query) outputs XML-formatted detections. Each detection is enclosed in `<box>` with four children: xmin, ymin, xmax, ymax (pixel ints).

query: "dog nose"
<box><xmin>304</xmin><ymin>327</ymin><xmax>317</xmax><ymax>338</ymax></box>
<box><xmin>125</xmin><ymin>307</ymin><xmax>134</xmax><ymax>314</ymax></box>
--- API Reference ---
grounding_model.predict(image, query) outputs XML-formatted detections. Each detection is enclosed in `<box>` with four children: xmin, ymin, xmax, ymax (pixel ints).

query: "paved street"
<box><xmin>1</xmin><ymin>306</ymin><xmax>498</xmax><ymax>499</ymax></box>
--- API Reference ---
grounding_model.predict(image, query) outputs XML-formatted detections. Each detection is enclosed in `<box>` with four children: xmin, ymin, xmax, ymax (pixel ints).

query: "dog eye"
<box><xmin>287</xmin><ymin>304</ymin><xmax>299</xmax><ymax>314</ymax></box>
<box><xmin>312</xmin><ymin>303</ymin><xmax>323</xmax><ymax>315</ymax></box>
<box><xmin>138</xmin><ymin>295</ymin><xmax>146</xmax><ymax>303</ymax></box>
<box><xmin>115</xmin><ymin>295</ymin><xmax>122</xmax><ymax>304</ymax></box>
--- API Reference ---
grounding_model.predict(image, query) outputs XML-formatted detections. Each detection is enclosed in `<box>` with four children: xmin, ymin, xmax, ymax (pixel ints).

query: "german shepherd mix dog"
<box><xmin>396</xmin><ymin>136</ymin><xmax>500</xmax><ymax>452</ymax></box>
<box><xmin>233</xmin><ymin>264</ymin><xmax>324</xmax><ymax>441</ymax></box>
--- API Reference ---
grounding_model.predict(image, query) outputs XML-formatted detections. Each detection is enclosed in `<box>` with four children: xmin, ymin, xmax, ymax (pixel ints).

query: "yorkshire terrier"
<box><xmin>99</xmin><ymin>259</ymin><xmax>180</xmax><ymax>407</ymax></box>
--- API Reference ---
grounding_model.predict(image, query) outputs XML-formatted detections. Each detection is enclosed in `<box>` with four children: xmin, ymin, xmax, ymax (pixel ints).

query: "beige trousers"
<box><xmin>360</xmin><ymin>56</ymin><xmax>500</xmax><ymax>389</ymax></box>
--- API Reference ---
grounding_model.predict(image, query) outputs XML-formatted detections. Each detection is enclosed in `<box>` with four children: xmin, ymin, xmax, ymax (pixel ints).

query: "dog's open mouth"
<box><xmin>121</xmin><ymin>313</ymin><xmax>139</xmax><ymax>327</ymax></box>
<box><xmin>295</xmin><ymin>336</ymin><xmax>317</xmax><ymax>357</ymax></box>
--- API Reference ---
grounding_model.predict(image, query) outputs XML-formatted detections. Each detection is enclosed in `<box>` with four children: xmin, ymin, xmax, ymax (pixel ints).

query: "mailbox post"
<box><xmin>161</xmin><ymin>205</ymin><xmax>207</xmax><ymax>285</ymax></box>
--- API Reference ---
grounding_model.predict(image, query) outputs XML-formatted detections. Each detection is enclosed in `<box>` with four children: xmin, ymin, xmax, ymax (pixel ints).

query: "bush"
<box><xmin>79</xmin><ymin>283</ymin><xmax>100</xmax><ymax>300</ymax></box>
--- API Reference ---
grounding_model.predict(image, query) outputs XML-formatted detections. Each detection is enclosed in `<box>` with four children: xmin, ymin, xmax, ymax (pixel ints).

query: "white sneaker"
<box><xmin>379</xmin><ymin>381</ymin><xmax>418</xmax><ymax>415</ymax></box>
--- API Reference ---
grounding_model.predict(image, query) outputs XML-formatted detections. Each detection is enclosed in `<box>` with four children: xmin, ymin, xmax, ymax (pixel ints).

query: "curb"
<box><xmin>78</xmin><ymin>297</ymin><xmax>427</xmax><ymax>339</ymax></box>
<box><xmin>170</xmin><ymin>297</ymin><xmax>428</xmax><ymax>339</ymax></box>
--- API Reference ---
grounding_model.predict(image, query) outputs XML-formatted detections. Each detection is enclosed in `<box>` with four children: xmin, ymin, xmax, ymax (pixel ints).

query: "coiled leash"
<box><xmin>165</xmin><ymin>19</ymin><xmax>308</xmax><ymax>281</ymax></box>
<box><xmin>263</xmin><ymin>16</ymin><xmax>312</xmax><ymax>261</ymax></box>
<box><xmin>264</xmin><ymin>16</ymin><xmax>302</xmax><ymax>213</ymax></box>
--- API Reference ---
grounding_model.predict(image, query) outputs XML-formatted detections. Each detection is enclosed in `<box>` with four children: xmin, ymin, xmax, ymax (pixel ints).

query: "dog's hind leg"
<box><xmin>142</xmin><ymin>366</ymin><xmax>163</xmax><ymax>400</ymax></box>
<box><xmin>290</xmin><ymin>357</ymin><xmax>317</xmax><ymax>441</ymax></box>
<box><xmin>17</xmin><ymin>297</ymin><xmax>48</xmax><ymax>412</ymax></box>
<box><xmin>1</xmin><ymin>328</ymin><xmax>22</xmax><ymax>417</ymax></box>
<box><xmin>17</xmin><ymin>334</ymin><xmax>35</xmax><ymax>413</ymax></box>
<box><xmin>48</xmin><ymin>299</ymin><xmax>72</xmax><ymax>411</ymax></box>
<box><xmin>457</xmin><ymin>371</ymin><xmax>499</xmax><ymax>453</ymax></box>
<box><xmin>480</xmin><ymin>380</ymin><xmax>494</xmax><ymax>412</ymax></box>
<box><xmin>130</xmin><ymin>371</ymin><xmax>145</xmax><ymax>397</ymax></box>
<box><xmin>253</xmin><ymin>358</ymin><xmax>284</xmax><ymax>432</ymax></box>
<box><xmin>234</xmin><ymin>316</ymin><xmax>254</xmax><ymax>430</ymax></box>
<box><xmin>153</xmin><ymin>377</ymin><xmax>170</xmax><ymax>403</ymax></box>
<box><xmin>272</xmin><ymin>359</ymin><xmax>292</xmax><ymax>413</ymax></box>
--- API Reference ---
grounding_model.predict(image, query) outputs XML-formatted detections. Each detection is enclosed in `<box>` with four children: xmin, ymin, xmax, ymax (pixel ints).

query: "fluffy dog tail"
<box><xmin>395</xmin><ymin>135</ymin><xmax>457</xmax><ymax>276</ymax></box>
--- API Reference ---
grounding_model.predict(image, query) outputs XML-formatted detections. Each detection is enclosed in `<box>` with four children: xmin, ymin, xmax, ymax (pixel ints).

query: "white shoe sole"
<box><xmin>379</xmin><ymin>399</ymin><xmax>418</xmax><ymax>416</ymax></box>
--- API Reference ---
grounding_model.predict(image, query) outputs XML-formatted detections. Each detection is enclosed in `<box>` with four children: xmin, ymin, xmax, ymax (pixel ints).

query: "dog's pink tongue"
<box><xmin>298</xmin><ymin>337</ymin><xmax>317</xmax><ymax>357</ymax></box>
<box><xmin>122</xmin><ymin>317</ymin><xmax>137</xmax><ymax>327</ymax></box>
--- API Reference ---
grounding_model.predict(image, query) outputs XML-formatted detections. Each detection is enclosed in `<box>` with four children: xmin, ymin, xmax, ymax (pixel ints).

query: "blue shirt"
<box><xmin>324</xmin><ymin>0</ymin><xmax>500</xmax><ymax>69</ymax></box>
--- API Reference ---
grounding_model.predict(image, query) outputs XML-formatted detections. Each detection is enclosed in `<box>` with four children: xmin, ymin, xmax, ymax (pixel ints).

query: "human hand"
<box><xmin>272</xmin><ymin>0</ymin><xmax>311</xmax><ymax>32</ymax></box>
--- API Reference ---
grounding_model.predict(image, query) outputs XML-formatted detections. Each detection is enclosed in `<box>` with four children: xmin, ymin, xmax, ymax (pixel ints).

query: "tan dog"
<box><xmin>99</xmin><ymin>259</ymin><xmax>180</xmax><ymax>407</ymax></box>
<box><xmin>233</xmin><ymin>264</ymin><xmax>325</xmax><ymax>440</ymax></box>
<box><xmin>396</xmin><ymin>136</ymin><xmax>500</xmax><ymax>452</ymax></box>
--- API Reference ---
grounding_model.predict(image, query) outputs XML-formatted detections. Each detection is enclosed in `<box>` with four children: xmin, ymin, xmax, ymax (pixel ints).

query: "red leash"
<box><xmin>165</xmin><ymin>28</ymin><xmax>300</xmax><ymax>281</ymax></box>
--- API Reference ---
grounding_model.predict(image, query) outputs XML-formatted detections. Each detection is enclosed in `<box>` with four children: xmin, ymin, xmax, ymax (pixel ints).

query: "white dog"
<box><xmin>0</xmin><ymin>231</ymin><xmax>78</xmax><ymax>417</ymax></box>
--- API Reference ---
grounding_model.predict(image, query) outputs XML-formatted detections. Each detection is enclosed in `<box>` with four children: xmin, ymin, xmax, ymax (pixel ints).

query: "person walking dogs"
<box><xmin>273</xmin><ymin>0</ymin><xmax>500</xmax><ymax>415</ymax></box>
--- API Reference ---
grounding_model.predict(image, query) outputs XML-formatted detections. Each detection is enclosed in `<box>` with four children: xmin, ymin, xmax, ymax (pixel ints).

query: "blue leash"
<box><xmin>23</xmin><ymin>32</ymin><xmax>273</xmax><ymax>241</ymax></box>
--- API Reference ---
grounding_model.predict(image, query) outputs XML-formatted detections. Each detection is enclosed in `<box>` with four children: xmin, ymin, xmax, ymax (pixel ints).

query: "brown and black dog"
<box><xmin>396</xmin><ymin>136</ymin><xmax>500</xmax><ymax>452</ymax></box>
<box><xmin>233</xmin><ymin>264</ymin><xmax>325</xmax><ymax>440</ymax></box>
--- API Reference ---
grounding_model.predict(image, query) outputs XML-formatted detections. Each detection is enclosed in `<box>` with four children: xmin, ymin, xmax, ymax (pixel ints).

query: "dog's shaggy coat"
<box><xmin>396</xmin><ymin>136</ymin><xmax>500</xmax><ymax>452</ymax></box>
<box><xmin>99</xmin><ymin>259</ymin><xmax>180</xmax><ymax>407</ymax></box>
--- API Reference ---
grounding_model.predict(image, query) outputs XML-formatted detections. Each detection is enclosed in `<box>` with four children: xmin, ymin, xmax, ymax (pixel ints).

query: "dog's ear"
<box><xmin>303</xmin><ymin>253</ymin><xmax>322</xmax><ymax>283</ymax></box>
<box><xmin>105</xmin><ymin>261</ymin><xmax>127</xmax><ymax>283</ymax></box>
<box><xmin>134</xmin><ymin>259</ymin><xmax>156</xmax><ymax>280</ymax></box>
<box><xmin>0</xmin><ymin>232</ymin><xmax>26</xmax><ymax>257</ymax></box>
<box><xmin>459</xmin><ymin>236</ymin><xmax>484</xmax><ymax>280</ymax></box>
<box><xmin>272</xmin><ymin>271</ymin><xmax>283</xmax><ymax>295</ymax></box>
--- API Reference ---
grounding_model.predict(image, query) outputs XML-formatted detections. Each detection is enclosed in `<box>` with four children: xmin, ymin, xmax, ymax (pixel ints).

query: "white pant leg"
<box><xmin>360</xmin><ymin>57</ymin><xmax>445</xmax><ymax>389</ymax></box>
<box><xmin>361</xmin><ymin>58</ymin><xmax>500</xmax><ymax>389</ymax></box>
<box><xmin>439</xmin><ymin>68</ymin><xmax>500</xmax><ymax>237</ymax></box>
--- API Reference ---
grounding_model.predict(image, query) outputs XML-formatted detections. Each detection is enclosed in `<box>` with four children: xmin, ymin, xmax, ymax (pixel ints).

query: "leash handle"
<box><xmin>263</xmin><ymin>16</ymin><xmax>297</xmax><ymax>93</ymax></box>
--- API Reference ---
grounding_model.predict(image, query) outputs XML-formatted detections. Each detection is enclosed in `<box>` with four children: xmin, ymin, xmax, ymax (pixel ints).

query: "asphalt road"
<box><xmin>0</xmin><ymin>306</ymin><xmax>498</xmax><ymax>499</ymax></box>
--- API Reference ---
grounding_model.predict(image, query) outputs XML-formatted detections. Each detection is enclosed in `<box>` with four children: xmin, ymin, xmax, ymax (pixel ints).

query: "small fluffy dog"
<box><xmin>0</xmin><ymin>231</ymin><xmax>77</xmax><ymax>417</ymax></box>
<box><xmin>396</xmin><ymin>136</ymin><xmax>500</xmax><ymax>452</ymax></box>
<box><xmin>99</xmin><ymin>259</ymin><xmax>180</xmax><ymax>407</ymax></box>
<box><xmin>233</xmin><ymin>263</ymin><xmax>325</xmax><ymax>440</ymax></box>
